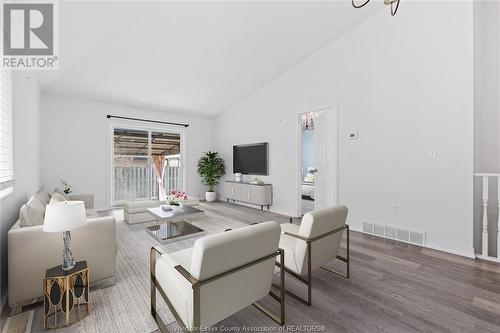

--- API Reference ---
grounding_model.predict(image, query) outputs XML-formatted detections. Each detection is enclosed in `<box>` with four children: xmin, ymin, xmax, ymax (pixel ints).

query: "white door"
<box><xmin>314</xmin><ymin>109</ymin><xmax>336</xmax><ymax>209</ymax></box>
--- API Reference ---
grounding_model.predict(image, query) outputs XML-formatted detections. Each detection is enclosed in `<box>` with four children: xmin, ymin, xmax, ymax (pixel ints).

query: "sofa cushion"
<box><xmin>19</xmin><ymin>197</ymin><xmax>45</xmax><ymax>227</ymax></box>
<box><xmin>49</xmin><ymin>192</ymin><xmax>66</xmax><ymax>204</ymax></box>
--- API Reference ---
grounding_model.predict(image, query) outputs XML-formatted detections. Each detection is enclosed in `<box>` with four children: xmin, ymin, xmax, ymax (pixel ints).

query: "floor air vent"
<box><xmin>362</xmin><ymin>222</ymin><xmax>373</xmax><ymax>233</ymax></box>
<box><xmin>362</xmin><ymin>220</ymin><xmax>426</xmax><ymax>246</ymax></box>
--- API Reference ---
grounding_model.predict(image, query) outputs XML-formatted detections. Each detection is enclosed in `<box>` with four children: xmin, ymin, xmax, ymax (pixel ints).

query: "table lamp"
<box><xmin>43</xmin><ymin>201</ymin><xmax>87</xmax><ymax>271</ymax></box>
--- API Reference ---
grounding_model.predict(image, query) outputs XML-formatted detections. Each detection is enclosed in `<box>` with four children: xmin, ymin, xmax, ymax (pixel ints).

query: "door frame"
<box><xmin>295</xmin><ymin>105</ymin><xmax>338</xmax><ymax>217</ymax></box>
<box><xmin>107</xmin><ymin>119</ymin><xmax>187</xmax><ymax>207</ymax></box>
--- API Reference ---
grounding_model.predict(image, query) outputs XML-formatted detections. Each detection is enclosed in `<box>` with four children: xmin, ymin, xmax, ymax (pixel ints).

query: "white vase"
<box><xmin>205</xmin><ymin>191</ymin><xmax>216</xmax><ymax>202</ymax></box>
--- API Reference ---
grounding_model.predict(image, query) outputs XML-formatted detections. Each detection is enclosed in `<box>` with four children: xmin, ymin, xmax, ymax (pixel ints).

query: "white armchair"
<box><xmin>150</xmin><ymin>221</ymin><xmax>285</xmax><ymax>332</ymax></box>
<box><xmin>277</xmin><ymin>205</ymin><xmax>349</xmax><ymax>306</ymax></box>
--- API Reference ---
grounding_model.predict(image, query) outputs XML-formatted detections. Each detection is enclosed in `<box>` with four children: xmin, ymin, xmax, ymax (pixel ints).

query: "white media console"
<box><xmin>224</xmin><ymin>180</ymin><xmax>272</xmax><ymax>210</ymax></box>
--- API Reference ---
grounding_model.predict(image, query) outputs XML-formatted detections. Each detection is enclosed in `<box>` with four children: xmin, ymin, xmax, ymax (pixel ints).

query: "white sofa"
<box><xmin>124</xmin><ymin>196</ymin><xmax>200</xmax><ymax>224</ymax></box>
<box><xmin>150</xmin><ymin>221</ymin><xmax>285</xmax><ymax>332</ymax></box>
<box><xmin>7</xmin><ymin>189</ymin><xmax>117</xmax><ymax>308</ymax></box>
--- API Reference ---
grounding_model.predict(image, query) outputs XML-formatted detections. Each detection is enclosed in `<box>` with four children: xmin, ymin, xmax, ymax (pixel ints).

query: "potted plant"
<box><xmin>165</xmin><ymin>190</ymin><xmax>188</xmax><ymax>211</ymax></box>
<box><xmin>197</xmin><ymin>151</ymin><xmax>225</xmax><ymax>202</ymax></box>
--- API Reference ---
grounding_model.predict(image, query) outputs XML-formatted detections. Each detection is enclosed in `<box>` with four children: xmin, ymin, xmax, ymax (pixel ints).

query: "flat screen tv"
<box><xmin>233</xmin><ymin>143</ymin><xmax>268</xmax><ymax>175</ymax></box>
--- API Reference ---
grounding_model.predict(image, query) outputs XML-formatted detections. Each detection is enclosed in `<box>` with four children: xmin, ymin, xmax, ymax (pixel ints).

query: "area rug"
<box><xmin>29</xmin><ymin>209</ymin><xmax>249</xmax><ymax>333</ymax></box>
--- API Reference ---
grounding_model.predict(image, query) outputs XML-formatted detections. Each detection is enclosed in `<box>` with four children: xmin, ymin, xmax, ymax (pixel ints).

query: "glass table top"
<box><xmin>146</xmin><ymin>221</ymin><xmax>204</xmax><ymax>243</ymax></box>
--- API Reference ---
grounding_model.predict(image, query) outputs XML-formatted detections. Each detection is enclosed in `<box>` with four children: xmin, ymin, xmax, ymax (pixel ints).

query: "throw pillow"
<box><xmin>34</xmin><ymin>189</ymin><xmax>49</xmax><ymax>206</ymax></box>
<box><xmin>54</xmin><ymin>188</ymin><xmax>70</xmax><ymax>200</ymax></box>
<box><xmin>49</xmin><ymin>192</ymin><xmax>66</xmax><ymax>204</ymax></box>
<box><xmin>38</xmin><ymin>187</ymin><xmax>51</xmax><ymax>204</ymax></box>
<box><xmin>19</xmin><ymin>204</ymin><xmax>31</xmax><ymax>227</ymax></box>
<box><xmin>19</xmin><ymin>196</ymin><xmax>45</xmax><ymax>227</ymax></box>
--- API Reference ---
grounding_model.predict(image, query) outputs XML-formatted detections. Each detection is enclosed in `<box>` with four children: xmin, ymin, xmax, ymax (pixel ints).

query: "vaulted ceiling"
<box><xmin>34</xmin><ymin>1</ymin><xmax>382</xmax><ymax>117</ymax></box>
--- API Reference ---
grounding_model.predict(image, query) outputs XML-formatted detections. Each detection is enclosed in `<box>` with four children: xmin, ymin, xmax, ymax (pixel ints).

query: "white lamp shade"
<box><xmin>43</xmin><ymin>201</ymin><xmax>87</xmax><ymax>232</ymax></box>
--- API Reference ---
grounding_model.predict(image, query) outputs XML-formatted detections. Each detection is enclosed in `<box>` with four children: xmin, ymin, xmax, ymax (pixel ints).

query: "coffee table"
<box><xmin>146</xmin><ymin>205</ymin><xmax>205</xmax><ymax>243</ymax></box>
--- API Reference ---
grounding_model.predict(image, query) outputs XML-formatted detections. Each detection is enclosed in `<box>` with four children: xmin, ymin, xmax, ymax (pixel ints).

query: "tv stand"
<box><xmin>224</xmin><ymin>181</ymin><xmax>272</xmax><ymax>210</ymax></box>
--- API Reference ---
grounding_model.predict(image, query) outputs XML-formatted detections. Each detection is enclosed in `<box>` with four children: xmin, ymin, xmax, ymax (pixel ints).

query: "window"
<box><xmin>112</xmin><ymin>127</ymin><xmax>184</xmax><ymax>205</ymax></box>
<box><xmin>0</xmin><ymin>70</ymin><xmax>14</xmax><ymax>197</ymax></box>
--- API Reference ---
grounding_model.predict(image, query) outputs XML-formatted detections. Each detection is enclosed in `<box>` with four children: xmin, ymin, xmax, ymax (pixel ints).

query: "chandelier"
<box><xmin>352</xmin><ymin>0</ymin><xmax>401</xmax><ymax>16</ymax></box>
<box><xmin>301</xmin><ymin>112</ymin><xmax>317</xmax><ymax>130</ymax></box>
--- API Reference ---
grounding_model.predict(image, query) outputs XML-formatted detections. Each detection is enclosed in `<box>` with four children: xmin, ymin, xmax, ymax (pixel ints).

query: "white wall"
<box><xmin>0</xmin><ymin>73</ymin><xmax>40</xmax><ymax>310</ymax></box>
<box><xmin>214</xmin><ymin>1</ymin><xmax>474</xmax><ymax>256</ymax></box>
<box><xmin>473</xmin><ymin>0</ymin><xmax>500</xmax><ymax>256</ymax></box>
<box><xmin>40</xmin><ymin>94</ymin><xmax>214</xmax><ymax>210</ymax></box>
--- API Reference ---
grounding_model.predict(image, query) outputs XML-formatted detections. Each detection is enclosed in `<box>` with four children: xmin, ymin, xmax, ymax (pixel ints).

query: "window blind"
<box><xmin>0</xmin><ymin>70</ymin><xmax>14</xmax><ymax>191</ymax></box>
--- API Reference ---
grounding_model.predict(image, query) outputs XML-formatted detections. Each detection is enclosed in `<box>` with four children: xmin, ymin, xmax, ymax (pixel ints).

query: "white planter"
<box><xmin>205</xmin><ymin>191</ymin><xmax>217</xmax><ymax>202</ymax></box>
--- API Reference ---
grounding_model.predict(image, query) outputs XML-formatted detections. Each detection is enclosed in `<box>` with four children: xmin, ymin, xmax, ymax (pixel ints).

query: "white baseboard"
<box><xmin>426</xmin><ymin>242</ymin><xmax>475</xmax><ymax>259</ymax></box>
<box><xmin>349</xmin><ymin>225</ymin><xmax>476</xmax><ymax>259</ymax></box>
<box><xmin>475</xmin><ymin>254</ymin><xmax>500</xmax><ymax>263</ymax></box>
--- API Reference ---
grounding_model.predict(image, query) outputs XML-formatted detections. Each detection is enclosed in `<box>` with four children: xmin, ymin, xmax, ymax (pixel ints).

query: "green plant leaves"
<box><xmin>197</xmin><ymin>151</ymin><xmax>225</xmax><ymax>191</ymax></box>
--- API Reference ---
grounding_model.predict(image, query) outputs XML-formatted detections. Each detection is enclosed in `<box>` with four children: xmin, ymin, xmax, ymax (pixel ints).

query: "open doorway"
<box><xmin>297</xmin><ymin>107</ymin><xmax>337</xmax><ymax>216</ymax></box>
<box><xmin>300</xmin><ymin>112</ymin><xmax>316</xmax><ymax>215</ymax></box>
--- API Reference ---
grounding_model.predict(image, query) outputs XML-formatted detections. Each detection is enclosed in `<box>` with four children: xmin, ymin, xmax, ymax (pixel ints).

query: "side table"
<box><xmin>43</xmin><ymin>261</ymin><xmax>89</xmax><ymax>330</ymax></box>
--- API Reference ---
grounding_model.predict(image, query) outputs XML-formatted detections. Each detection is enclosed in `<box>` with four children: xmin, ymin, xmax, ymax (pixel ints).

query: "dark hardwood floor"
<box><xmin>164</xmin><ymin>202</ymin><xmax>500</xmax><ymax>333</ymax></box>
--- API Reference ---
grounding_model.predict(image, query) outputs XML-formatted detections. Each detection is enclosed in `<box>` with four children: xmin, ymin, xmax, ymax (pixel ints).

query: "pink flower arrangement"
<box><xmin>167</xmin><ymin>190</ymin><xmax>188</xmax><ymax>205</ymax></box>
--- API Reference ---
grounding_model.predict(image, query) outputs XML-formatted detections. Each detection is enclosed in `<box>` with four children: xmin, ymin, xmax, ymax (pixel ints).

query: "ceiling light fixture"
<box><xmin>301</xmin><ymin>112</ymin><xmax>317</xmax><ymax>130</ymax></box>
<box><xmin>352</xmin><ymin>0</ymin><xmax>401</xmax><ymax>16</ymax></box>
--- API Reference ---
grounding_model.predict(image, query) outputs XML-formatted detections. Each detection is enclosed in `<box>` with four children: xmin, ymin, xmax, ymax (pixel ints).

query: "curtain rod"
<box><xmin>106</xmin><ymin>114</ymin><xmax>189</xmax><ymax>127</ymax></box>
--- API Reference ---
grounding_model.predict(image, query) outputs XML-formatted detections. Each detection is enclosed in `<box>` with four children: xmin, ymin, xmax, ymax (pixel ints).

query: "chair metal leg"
<box><xmin>253</xmin><ymin>248</ymin><xmax>286</xmax><ymax>325</ymax></box>
<box><xmin>307</xmin><ymin>242</ymin><xmax>312</xmax><ymax>305</ymax></box>
<box><xmin>273</xmin><ymin>243</ymin><xmax>312</xmax><ymax>307</ymax></box>
<box><xmin>320</xmin><ymin>225</ymin><xmax>350</xmax><ymax>279</ymax></box>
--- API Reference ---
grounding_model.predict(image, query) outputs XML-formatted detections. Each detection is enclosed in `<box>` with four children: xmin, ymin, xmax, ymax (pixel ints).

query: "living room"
<box><xmin>1</xmin><ymin>0</ymin><xmax>500</xmax><ymax>332</ymax></box>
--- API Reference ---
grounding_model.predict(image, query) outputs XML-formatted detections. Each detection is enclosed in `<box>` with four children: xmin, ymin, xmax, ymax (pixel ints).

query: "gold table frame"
<box><xmin>43</xmin><ymin>261</ymin><xmax>90</xmax><ymax>330</ymax></box>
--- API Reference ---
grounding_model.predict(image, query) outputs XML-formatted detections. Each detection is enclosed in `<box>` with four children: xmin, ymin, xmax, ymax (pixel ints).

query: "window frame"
<box><xmin>0</xmin><ymin>70</ymin><xmax>14</xmax><ymax>201</ymax></box>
